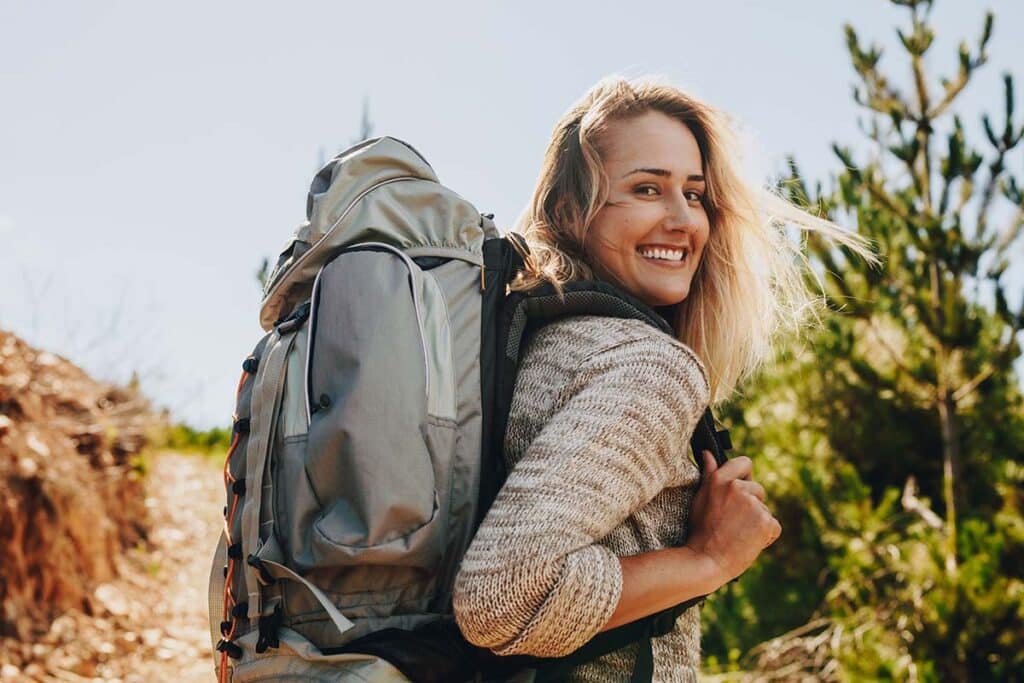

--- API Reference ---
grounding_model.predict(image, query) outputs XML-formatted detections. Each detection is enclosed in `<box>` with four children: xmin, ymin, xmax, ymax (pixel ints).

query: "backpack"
<box><xmin>207</xmin><ymin>136</ymin><xmax>732</xmax><ymax>683</ymax></box>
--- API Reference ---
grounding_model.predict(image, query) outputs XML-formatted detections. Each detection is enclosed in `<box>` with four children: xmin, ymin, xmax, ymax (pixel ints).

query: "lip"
<box><xmin>638</xmin><ymin>255</ymin><xmax>688</xmax><ymax>268</ymax></box>
<box><xmin>637</xmin><ymin>243</ymin><xmax>689</xmax><ymax>250</ymax></box>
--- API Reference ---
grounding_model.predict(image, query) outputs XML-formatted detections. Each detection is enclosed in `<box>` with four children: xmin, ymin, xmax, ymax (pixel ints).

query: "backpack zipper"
<box><xmin>303</xmin><ymin>266</ymin><xmax>326</xmax><ymax>426</ymax></box>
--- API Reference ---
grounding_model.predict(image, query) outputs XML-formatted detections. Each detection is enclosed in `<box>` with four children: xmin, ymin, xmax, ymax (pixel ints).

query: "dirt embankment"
<box><xmin>0</xmin><ymin>330</ymin><xmax>225</xmax><ymax>682</ymax></box>
<box><xmin>0</xmin><ymin>330</ymin><xmax>154</xmax><ymax>640</ymax></box>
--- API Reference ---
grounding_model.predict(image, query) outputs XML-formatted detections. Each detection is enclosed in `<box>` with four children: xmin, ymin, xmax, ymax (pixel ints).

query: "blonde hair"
<box><xmin>513</xmin><ymin>76</ymin><xmax>874</xmax><ymax>404</ymax></box>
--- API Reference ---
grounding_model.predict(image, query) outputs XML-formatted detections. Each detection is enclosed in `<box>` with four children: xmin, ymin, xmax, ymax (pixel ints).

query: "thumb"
<box><xmin>701</xmin><ymin>450</ymin><xmax>719</xmax><ymax>475</ymax></box>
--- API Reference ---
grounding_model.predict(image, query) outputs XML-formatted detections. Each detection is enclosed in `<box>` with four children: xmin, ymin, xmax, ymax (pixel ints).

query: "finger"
<box><xmin>736</xmin><ymin>479</ymin><xmax>766</xmax><ymax>502</ymax></box>
<box><xmin>764</xmin><ymin>518</ymin><xmax>782</xmax><ymax>548</ymax></box>
<box><xmin>720</xmin><ymin>455</ymin><xmax>753</xmax><ymax>481</ymax></box>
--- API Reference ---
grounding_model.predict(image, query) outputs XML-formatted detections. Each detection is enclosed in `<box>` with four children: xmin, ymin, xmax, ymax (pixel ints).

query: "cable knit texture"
<box><xmin>453</xmin><ymin>315</ymin><xmax>710</xmax><ymax>682</ymax></box>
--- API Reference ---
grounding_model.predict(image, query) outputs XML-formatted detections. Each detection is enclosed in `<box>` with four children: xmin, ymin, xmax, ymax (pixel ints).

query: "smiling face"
<box><xmin>585</xmin><ymin>110</ymin><xmax>711</xmax><ymax>308</ymax></box>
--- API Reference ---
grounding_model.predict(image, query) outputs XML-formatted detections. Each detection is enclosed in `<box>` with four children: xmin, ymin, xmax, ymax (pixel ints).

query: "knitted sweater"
<box><xmin>453</xmin><ymin>315</ymin><xmax>711</xmax><ymax>682</ymax></box>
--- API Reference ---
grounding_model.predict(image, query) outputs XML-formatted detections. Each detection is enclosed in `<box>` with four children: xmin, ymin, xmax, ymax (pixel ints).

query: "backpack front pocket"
<box><xmin>303</xmin><ymin>248</ymin><xmax>452</xmax><ymax>569</ymax></box>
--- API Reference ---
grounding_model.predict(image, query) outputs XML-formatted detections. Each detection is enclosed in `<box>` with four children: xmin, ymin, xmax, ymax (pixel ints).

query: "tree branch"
<box><xmin>901</xmin><ymin>475</ymin><xmax>946</xmax><ymax>532</ymax></box>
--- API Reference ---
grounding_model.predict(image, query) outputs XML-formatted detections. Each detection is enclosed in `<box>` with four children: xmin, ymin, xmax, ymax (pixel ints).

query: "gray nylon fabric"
<box><xmin>279</xmin><ymin>324</ymin><xmax>309</xmax><ymax>440</ymax></box>
<box><xmin>302</xmin><ymin>250</ymin><xmax>444</xmax><ymax>566</ymax></box>
<box><xmin>208</xmin><ymin>531</ymin><xmax>228</xmax><ymax>664</ymax></box>
<box><xmin>260</xmin><ymin>137</ymin><xmax>486</xmax><ymax>331</ymax></box>
<box><xmin>212</xmin><ymin>137</ymin><xmax>495</xmax><ymax>677</ymax></box>
<box><xmin>241</xmin><ymin>329</ymin><xmax>294</xmax><ymax>621</ymax></box>
<box><xmin>258</xmin><ymin>559</ymin><xmax>355</xmax><ymax>637</ymax></box>
<box><xmin>422</xmin><ymin>259</ymin><xmax>485</xmax><ymax>607</ymax></box>
<box><xmin>226</xmin><ymin>628</ymin><xmax>409</xmax><ymax>682</ymax></box>
<box><xmin>212</xmin><ymin>331</ymin><xmax>270</xmax><ymax>660</ymax></box>
<box><xmin>421</xmin><ymin>269</ymin><xmax>457</xmax><ymax>420</ymax></box>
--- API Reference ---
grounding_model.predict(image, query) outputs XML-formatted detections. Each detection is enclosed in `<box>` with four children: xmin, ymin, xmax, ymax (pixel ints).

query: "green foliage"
<box><xmin>702</xmin><ymin>0</ymin><xmax>1024</xmax><ymax>679</ymax></box>
<box><xmin>129</xmin><ymin>451</ymin><xmax>151</xmax><ymax>477</ymax></box>
<box><xmin>256</xmin><ymin>256</ymin><xmax>270</xmax><ymax>292</ymax></box>
<box><xmin>159</xmin><ymin>422</ymin><xmax>232</xmax><ymax>459</ymax></box>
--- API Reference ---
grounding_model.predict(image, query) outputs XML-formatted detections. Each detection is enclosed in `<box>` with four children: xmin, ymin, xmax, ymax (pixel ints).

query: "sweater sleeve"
<box><xmin>452</xmin><ymin>336</ymin><xmax>710</xmax><ymax>658</ymax></box>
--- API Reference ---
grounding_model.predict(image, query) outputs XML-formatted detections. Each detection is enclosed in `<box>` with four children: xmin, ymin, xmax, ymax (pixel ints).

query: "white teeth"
<box><xmin>638</xmin><ymin>247</ymin><xmax>686</xmax><ymax>261</ymax></box>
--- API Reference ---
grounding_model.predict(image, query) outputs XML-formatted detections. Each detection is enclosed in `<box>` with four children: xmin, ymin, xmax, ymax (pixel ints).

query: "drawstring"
<box><xmin>218</xmin><ymin>368</ymin><xmax>251</xmax><ymax>683</ymax></box>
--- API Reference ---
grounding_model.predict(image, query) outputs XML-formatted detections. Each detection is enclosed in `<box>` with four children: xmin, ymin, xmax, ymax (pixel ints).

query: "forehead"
<box><xmin>599</xmin><ymin>110</ymin><xmax>704</xmax><ymax>175</ymax></box>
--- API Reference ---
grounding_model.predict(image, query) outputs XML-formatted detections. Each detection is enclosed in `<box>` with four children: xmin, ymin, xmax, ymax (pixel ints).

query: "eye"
<box><xmin>684</xmin><ymin>189</ymin><xmax>705</xmax><ymax>204</ymax></box>
<box><xmin>634</xmin><ymin>184</ymin><xmax>660</xmax><ymax>197</ymax></box>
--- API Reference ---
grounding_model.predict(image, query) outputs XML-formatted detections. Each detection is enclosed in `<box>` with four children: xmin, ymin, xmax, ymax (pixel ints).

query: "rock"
<box><xmin>35</xmin><ymin>352</ymin><xmax>58</xmax><ymax>367</ymax></box>
<box><xmin>1</xmin><ymin>450</ymin><xmax>224</xmax><ymax>683</ymax></box>
<box><xmin>69</xmin><ymin>657</ymin><xmax>97</xmax><ymax>677</ymax></box>
<box><xmin>24</xmin><ymin>432</ymin><xmax>49</xmax><ymax>458</ymax></box>
<box><xmin>46</xmin><ymin>614</ymin><xmax>78</xmax><ymax>644</ymax></box>
<box><xmin>140</xmin><ymin>628</ymin><xmax>162</xmax><ymax>648</ymax></box>
<box><xmin>93</xmin><ymin>584</ymin><xmax>130</xmax><ymax>617</ymax></box>
<box><xmin>23</xmin><ymin>663</ymin><xmax>45</xmax><ymax>679</ymax></box>
<box><xmin>16</xmin><ymin>457</ymin><xmax>38</xmax><ymax>478</ymax></box>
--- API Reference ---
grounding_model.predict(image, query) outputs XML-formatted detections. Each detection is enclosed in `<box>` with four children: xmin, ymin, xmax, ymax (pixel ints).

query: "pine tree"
<box><xmin>800</xmin><ymin>0</ymin><xmax>1022</xmax><ymax>575</ymax></box>
<box><xmin>703</xmin><ymin>1</ymin><xmax>1024</xmax><ymax>679</ymax></box>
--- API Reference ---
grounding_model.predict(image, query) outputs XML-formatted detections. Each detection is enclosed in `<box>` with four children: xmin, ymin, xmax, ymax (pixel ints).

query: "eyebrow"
<box><xmin>623</xmin><ymin>168</ymin><xmax>705</xmax><ymax>182</ymax></box>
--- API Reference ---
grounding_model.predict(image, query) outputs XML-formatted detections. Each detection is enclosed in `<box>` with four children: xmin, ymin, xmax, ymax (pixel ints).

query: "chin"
<box><xmin>641</xmin><ymin>285</ymin><xmax>691</xmax><ymax>308</ymax></box>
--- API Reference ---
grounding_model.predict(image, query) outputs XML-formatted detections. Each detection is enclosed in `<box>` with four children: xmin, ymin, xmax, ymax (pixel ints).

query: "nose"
<box><xmin>664</xmin><ymin>192</ymin><xmax>698</xmax><ymax>233</ymax></box>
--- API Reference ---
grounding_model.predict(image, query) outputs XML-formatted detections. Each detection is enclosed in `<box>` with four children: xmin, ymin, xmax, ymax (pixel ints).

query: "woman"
<box><xmin>452</xmin><ymin>77</ymin><xmax>868</xmax><ymax>681</ymax></box>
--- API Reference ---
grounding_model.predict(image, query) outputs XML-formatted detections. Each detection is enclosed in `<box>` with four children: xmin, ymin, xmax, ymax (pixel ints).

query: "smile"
<box><xmin>636</xmin><ymin>246</ymin><xmax>688</xmax><ymax>263</ymax></box>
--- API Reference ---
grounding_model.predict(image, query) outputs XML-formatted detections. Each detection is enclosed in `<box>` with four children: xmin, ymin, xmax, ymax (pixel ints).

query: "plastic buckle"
<box><xmin>246</xmin><ymin>554</ymin><xmax>276</xmax><ymax>587</ymax></box>
<box><xmin>255</xmin><ymin>604</ymin><xmax>283</xmax><ymax>653</ymax></box>
<box><xmin>215</xmin><ymin>639</ymin><xmax>243</xmax><ymax>660</ymax></box>
<box><xmin>276</xmin><ymin>301</ymin><xmax>311</xmax><ymax>334</ymax></box>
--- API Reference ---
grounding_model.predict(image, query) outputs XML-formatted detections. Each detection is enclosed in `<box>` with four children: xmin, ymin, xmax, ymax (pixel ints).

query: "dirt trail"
<box><xmin>1</xmin><ymin>452</ymin><xmax>224</xmax><ymax>683</ymax></box>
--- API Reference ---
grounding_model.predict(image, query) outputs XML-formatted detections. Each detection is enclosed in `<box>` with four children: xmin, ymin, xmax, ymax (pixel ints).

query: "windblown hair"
<box><xmin>513</xmin><ymin>76</ymin><xmax>873</xmax><ymax>404</ymax></box>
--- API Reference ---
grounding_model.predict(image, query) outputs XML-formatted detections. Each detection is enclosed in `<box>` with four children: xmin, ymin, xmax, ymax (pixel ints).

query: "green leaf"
<box><xmin>1003</xmin><ymin>74</ymin><xmax>1015</xmax><ymax>146</ymax></box>
<box><xmin>897</xmin><ymin>28</ymin><xmax>913</xmax><ymax>54</ymax></box>
<box><xmin>983</xmin><ymin>114</ymin><xmax>999</xmax><ymax>148</ymax></box>
<box><xmin>995</xmin><ymin>288</ymin><xmax>1010</xmax><ymax>318</ymax></box>
<box><xmin>980</xmin><ymin>11</ymin><xmax>994</xmax><ymax>49</ymax></box>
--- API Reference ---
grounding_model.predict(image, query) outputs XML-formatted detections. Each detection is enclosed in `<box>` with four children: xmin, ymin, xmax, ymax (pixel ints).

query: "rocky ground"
<box><xmin>0</xmin><ymin>451</ymin><xmax>223</xmax><ymax>683</ymax></box>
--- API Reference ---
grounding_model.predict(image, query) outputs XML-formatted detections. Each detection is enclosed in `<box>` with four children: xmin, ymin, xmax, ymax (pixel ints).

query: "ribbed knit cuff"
<box><xmin>494</xmin><ymin>543</ymin><xmax>623</xmax><ymax>657</ymax></box>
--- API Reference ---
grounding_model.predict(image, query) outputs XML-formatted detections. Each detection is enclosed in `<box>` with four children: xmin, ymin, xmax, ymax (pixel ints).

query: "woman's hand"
<box><xmin>685</xmin><ymin>452</ymin><xmax>781</xmax><ymax>587</ymax></box>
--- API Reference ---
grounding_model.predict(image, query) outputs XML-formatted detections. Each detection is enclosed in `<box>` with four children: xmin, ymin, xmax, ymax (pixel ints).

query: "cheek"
<box><xmin>589</xmin><ymin>209</ymin><xmax>635</xmax><ymax>255</ymax></box>
<box><xmin>697</xmin><ymin>219</ymin><xmax>712</xmax><ymax>252</ymax></box>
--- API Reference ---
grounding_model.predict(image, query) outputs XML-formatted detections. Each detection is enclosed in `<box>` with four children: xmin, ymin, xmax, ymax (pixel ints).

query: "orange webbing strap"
<box><xmin>218</xmin><ymin>367</ymin><xmax>251</xmax><ymax>683</ymax></box>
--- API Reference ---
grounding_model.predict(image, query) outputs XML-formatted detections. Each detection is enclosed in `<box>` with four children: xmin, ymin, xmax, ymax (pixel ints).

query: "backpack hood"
<box><xmin>259</xmin><ymin>136</ymin><xmax>488</xmax><ymax>331</ymax></box>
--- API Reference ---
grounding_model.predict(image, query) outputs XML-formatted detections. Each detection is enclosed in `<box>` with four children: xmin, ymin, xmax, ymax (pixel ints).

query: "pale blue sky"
<box><xmin>2</xmin><ymin>1</ymin><xmax>1022</xmax><ymax>427</ymax></box>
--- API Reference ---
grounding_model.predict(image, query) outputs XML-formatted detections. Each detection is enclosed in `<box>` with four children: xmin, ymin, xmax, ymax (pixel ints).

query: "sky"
<box><xmin>2</xmin><ymin>1</ymin><xmax>1022</xmax><ymax>428</ymax></box>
